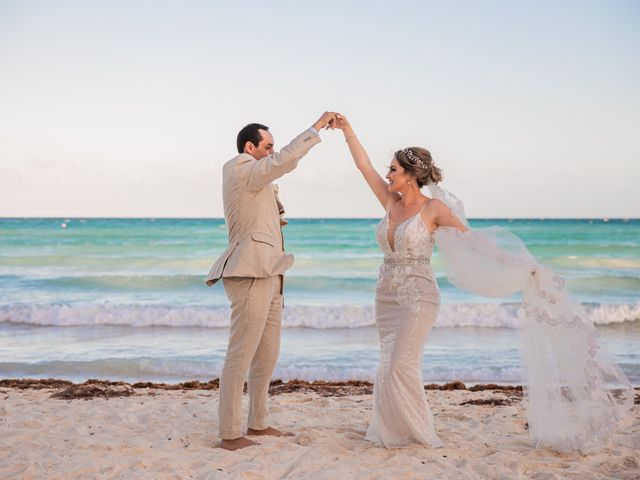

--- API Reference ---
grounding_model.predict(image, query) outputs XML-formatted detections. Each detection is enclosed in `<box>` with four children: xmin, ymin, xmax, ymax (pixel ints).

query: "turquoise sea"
<box><xmin>0</xmin><ymin>218</ymin><xmax>638</xmax><ymax>384</ymax></box>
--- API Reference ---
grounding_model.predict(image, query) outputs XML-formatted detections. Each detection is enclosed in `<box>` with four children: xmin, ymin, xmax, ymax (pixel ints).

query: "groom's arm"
<box><xmin>243</xmin><ymin>128</ymin><xmax>321</xmax><ymax>191</ymax></box>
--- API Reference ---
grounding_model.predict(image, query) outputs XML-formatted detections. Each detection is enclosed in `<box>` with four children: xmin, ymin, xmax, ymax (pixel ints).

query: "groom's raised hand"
<box><xmin>312</xmin><ymin>112</ymin><xmax>338</xmax><ymax>131</ymax></box>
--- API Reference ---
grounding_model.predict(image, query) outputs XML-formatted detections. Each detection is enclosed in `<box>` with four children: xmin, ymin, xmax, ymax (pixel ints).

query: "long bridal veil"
<box><xmin>428</xmin><ymin>180</ymin><xmax>633</xmax><ymax>452</ymax></box>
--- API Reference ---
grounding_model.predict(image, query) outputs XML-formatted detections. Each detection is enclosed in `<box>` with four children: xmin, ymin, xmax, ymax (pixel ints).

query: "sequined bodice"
<box><xmin>376</xmin><ymin>212</ymin><xmax>434</xmax><ymax>262</ymax></box>
<box><xmin>375</xmin><ymin>211</ymin><xmax>439</xmax><ymax>313</ymax></box>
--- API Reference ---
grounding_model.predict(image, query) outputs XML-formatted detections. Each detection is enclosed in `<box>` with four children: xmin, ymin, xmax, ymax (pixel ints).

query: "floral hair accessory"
<box><xmin>403</xmin><ymin>148</ymin><xmax>429</xmax><ymax>171</ymax></box>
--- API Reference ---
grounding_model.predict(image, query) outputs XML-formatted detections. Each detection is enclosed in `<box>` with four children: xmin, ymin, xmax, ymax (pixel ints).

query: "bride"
<box><xmin>334</xmin><ymin>114</ymin><xmax>466</xmax><ymax>448</ymax></box>
<box><xmin>333</xmin><ymin>114</ymin><xmax>633</xmax><ymax>451</ymax></box>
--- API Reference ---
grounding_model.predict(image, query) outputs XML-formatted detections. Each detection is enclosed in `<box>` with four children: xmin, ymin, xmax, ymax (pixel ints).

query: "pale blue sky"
<box><xmin>1</xmin><ymin>0</ymin><xmax>638</xmax><ymax>217</ymax></box>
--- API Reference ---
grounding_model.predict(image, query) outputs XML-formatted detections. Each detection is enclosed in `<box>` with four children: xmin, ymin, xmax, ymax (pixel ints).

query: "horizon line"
<box><xmin>1</xmin><ymin>216</ymin><xmax>639</xmax><ymax>221</ymax></box>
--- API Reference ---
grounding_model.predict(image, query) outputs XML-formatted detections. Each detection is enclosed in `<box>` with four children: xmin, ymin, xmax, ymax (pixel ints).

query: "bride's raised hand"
<box><xmin>333</xmin><ymin>113</ymin><xmax>351</xmax><ymax>130</ymax></box>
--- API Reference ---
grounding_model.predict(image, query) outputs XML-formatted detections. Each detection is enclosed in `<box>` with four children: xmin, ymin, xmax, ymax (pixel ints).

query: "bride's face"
<box><xmin>386</xmin><ymin>157</ymin><xmax>414</xmax><ymax>193</ymax></box>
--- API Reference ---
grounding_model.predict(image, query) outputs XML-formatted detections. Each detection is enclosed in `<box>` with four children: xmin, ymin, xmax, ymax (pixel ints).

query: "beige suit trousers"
<box><xmin>219</xmin><ymin>276</ymin><xmax>283</xmax><ymax>440</ymax></box>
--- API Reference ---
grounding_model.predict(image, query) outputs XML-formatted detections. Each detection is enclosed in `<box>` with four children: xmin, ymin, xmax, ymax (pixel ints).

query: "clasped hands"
<box><xmin>312</xmin><ymin>112</ymin><xmax>350</xmax><ymax>132</ymax></box>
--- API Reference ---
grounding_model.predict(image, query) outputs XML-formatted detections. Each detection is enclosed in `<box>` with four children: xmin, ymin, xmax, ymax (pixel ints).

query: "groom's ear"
<box><xmin>243</xmin><ymin>141</ymin><xmax>254</xmax><ymax>154</ymax></box>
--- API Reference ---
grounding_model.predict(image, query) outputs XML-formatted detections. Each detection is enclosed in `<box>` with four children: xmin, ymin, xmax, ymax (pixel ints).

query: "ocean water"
<box><xmin>0</xmin><ymin>218</ymin><xmax>638</xmax><ymax>384</ymax></box>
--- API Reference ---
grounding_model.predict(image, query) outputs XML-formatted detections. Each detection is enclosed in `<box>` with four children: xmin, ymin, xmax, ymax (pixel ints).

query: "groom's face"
<box><xmin>247</xmin><ymin>129</ymin><xmax>275</xmax><ymax>160</ymax></box>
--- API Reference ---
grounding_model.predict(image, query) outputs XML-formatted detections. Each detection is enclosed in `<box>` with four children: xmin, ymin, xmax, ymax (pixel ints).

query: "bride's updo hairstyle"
<box><xmin>394</xmin><ymin>147</ymin><xmax>443</xmax><ymax>187</ymax></box>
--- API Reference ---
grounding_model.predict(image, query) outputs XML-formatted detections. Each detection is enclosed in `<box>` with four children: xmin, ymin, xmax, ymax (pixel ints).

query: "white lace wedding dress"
<box><xmin>364</xmin><ymin>207</ymin><xmax>443</xmax><ymax>448</ymax></box>
<box><xmin>364</xmin><ymin>183</ymin><xmax>633</xmax><ymax>452</ymax></box>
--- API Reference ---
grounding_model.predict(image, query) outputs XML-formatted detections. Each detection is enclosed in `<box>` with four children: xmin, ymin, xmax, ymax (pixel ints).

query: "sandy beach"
<box><xmin>1</xmin><ymin>379</ymin><xmax>638</xmax><ymax>480</ymax></box>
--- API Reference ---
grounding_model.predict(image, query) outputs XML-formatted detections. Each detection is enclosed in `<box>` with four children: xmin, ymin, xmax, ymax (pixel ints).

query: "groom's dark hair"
<box><xmin>237</xmin><ymin>123</ymin><xmax>269</xmax><ymax>153</ymax></box>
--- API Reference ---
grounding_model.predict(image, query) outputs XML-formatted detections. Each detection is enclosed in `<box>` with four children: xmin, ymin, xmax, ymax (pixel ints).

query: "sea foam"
<box><xmin>1</xmin><ymin>302</ymin><xmax>638</xmax><ymax>329</ymax></box>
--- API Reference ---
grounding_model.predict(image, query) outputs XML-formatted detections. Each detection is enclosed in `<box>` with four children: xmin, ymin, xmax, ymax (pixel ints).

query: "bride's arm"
<box><xmin>429</xmin><ymin>199</ymin><xmax>468</xmax><ymax>232</ymax></box>
<box><xmin>334</xmin><ymin>115</ymin><xmax>398</xmax><ymax>209</ymax></box>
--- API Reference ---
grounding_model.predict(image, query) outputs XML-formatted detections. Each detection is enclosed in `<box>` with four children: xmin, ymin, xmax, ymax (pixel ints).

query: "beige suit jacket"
<box><xmin>205</xmin><ymin>128</ymin><xmax>321</xmax><ymax>286</ymax></box>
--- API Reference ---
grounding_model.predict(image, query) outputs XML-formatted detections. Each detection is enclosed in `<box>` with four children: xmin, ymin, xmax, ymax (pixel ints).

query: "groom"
<box><xmin>206</xmin><ymin>112</ymin><xmax>337</xmax><ymax>450</ymax></box>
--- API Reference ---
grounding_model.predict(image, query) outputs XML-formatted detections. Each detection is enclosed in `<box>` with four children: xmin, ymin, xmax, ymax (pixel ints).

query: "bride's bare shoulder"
<box><xmin>421</xmin><ymin>198</ymin><xmax>454</xmax><ymax>230</ymax></box>
<box><xmin>426</xmin><ymin>198</ymin><xmax>449</xmax><ymax>212</ymax></box>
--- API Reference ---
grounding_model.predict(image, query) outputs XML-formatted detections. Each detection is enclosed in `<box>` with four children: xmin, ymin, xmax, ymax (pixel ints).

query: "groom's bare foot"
<box><xmin>219</xmin><ymin>436</ymin><xmax>259</xmax><ymax>451</ymax></box>
<box><xmin>247</xmin><ymin>426</ymin><xmax>294</xmax><ymax>437</ymax></box>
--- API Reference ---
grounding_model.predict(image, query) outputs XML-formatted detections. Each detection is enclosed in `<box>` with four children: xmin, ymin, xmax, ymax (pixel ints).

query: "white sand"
<box><xmin>1</xmin><ymin>387</ymin><xmax>638</xmax><ymax>479</ymax></box>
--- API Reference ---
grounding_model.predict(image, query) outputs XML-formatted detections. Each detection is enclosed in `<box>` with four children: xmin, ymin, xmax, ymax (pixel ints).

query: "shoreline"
<box><xmin>0</xmin><ymin>377</ymin><xmax>522</xmax><ymax>393</ymax></box>
<box><xmin>2</xmin><ymin>377</ymin><xmax>637</xmax><ymax>401</ymax></box>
